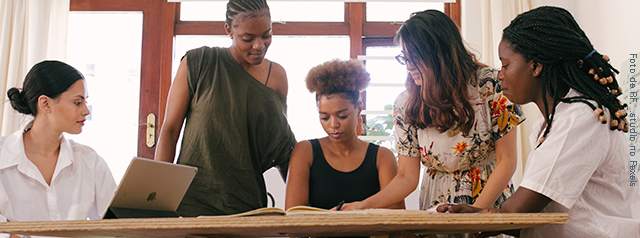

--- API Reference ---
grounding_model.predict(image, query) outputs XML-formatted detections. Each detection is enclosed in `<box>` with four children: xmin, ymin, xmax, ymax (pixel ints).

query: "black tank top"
<box><xmin>308</xmin><ymin>139</ymin><xmax>381</xmax><ymax>209</ymax></box>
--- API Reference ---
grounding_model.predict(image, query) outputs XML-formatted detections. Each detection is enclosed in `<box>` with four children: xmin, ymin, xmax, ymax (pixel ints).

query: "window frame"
<box><xmin>69</xmin><ymin>0</ymin><xmax>461</xmax><ymax>158</ymax></box>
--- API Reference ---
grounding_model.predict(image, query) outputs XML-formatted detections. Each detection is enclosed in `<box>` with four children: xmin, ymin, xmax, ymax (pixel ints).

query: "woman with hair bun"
<box><xmin>0</xmin><ymin>61</ymin><xmax>116</xmax><ymax>231</ymax></box>
<box><xmin>285</xmin><ymin>59</ymin><xmax>404</xmax><ymax>211</ymax></box>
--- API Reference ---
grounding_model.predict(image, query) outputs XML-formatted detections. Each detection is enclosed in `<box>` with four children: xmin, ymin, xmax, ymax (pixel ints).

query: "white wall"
<box><xmin>531</xmin><ymin>0</ymin><xmax>640</xmax><ymax>72</ymax></box>
<box><xmin>463</xmin><ymin>0</ymin><xmax>640</xmax><ymax>70</ymax></box>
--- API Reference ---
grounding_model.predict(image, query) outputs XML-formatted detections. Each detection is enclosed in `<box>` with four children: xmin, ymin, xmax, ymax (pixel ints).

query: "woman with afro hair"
<box><xmin>285</xmin><ymin>59</ymin><xmax>404</xmax><ymax>211</ymax></box>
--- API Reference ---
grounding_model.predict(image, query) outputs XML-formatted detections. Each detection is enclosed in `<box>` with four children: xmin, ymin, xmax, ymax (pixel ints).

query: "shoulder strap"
<box><xmin>364</xmin><ymin>143</ymin><xmax>379</xmax><ymax>164</ymax></box>
<box><xmin>309</xmin><ymin>139</ymin><xmax>322</xmax><ymax>159</ymax></box>
<box><xmin>265</xmin><ymin>61</ymin><xmax>273</xmax><ymax>86</ymax></box>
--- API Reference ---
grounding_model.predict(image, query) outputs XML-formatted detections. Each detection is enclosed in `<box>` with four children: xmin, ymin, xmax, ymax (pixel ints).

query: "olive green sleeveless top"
<box><xmin>176</xmin><ymin>46</ymin><xmax>296</xmax><ymax>216</ymax></box>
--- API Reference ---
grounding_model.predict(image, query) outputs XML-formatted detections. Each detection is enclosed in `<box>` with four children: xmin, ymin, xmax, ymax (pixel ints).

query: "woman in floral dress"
<box><xmin>339</xmin><ymin>10</ymin><xmax>524</xmax><ymax>214</ymax></box>
<box><xmin>394</xmin><ymin>67</ymin><xmax>522</xmax><ymax>210</ymax></box>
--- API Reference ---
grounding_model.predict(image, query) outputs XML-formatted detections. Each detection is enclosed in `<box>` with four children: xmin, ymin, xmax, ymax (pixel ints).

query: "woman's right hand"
<box><xmin>334</xmin><ymin>201</ymin><xmax>365</xmax><ymax>211</ymax></box>
<box><xmin>340</xmin><ymin>155</ymin><xmax>420</xmax><ymax>210</ymax></box>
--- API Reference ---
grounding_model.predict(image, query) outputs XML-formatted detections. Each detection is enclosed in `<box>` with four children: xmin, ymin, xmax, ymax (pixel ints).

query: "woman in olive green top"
<box><xmin>154</xmin><ymin>0</ymin><xmax>296</xmax><ymax>216</ymax></box>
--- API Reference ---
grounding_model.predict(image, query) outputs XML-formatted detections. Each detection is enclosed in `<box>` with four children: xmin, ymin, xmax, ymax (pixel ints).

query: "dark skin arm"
<box><xmin>437</xmin><ymin>187</ymin><xmax>552</xmax><ymax>237</ymax></box>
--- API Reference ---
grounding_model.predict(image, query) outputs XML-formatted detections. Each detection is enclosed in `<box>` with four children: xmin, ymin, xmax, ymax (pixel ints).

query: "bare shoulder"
<box><xmin>269</xmin><ymin>60</ymin><xmax>287</xmax><ymax>77</ymax></box>
<box><xmin>376</xmin><ymin>145</ymin><xmax>398</xmax><ymax>167</ymax></box>
<box><xmin>266</xmin><ymin>60</ymin><xmax>288</xmax><ymax>96</ymax></box>
<box><xmin>293</xmin><ymin>140</ymin><xmax>312</xmax><ymax>152</ymax></box>
<box><xmin>290</xmin><ymin>140</ymin><xmax>313</xmax><ymax>165</ymax></box>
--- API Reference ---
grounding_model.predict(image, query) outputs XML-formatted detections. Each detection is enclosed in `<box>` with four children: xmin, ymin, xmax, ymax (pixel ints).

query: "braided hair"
<box><xmin>502</xmin><ymin>6</ymin><xmax>626</xmax><ymax>147</ymax></box>
<box><xmin>226</xmin><ymin>0</ymin><xmax>270</xmax><ymax>28</ymax></box>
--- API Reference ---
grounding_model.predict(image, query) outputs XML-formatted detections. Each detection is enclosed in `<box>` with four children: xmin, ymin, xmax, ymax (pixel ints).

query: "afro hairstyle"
<box><xmin>305</xmin><ymin>59</ymin><xmax>370</xmax><ymax>105</ymax></box>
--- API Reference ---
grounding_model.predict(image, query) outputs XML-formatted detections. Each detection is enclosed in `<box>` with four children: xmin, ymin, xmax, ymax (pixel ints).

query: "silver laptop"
<box><xmin>102</xmin><ymin>157</ymin><xmax>198</xmax><ymax>219</ymax></box>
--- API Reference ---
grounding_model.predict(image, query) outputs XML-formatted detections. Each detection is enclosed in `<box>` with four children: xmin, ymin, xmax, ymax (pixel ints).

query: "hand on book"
<box><xmin>333</xmin><ymin>201</ymin><xmax>364</xmax><ymax>211</ymax></box>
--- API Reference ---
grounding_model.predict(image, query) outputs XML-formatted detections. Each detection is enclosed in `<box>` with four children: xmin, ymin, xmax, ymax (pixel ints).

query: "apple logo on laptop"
<box><xmin>147</xmin><ymin>192</ymin><xmax>157</xmax><ymax>202</ymax></box>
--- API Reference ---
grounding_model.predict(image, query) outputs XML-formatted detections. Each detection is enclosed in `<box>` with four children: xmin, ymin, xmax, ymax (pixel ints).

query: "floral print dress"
<box><xmin>394</xmin><ymin>67</ymin><xmax>524</xmax><ymax>210</ymax></box>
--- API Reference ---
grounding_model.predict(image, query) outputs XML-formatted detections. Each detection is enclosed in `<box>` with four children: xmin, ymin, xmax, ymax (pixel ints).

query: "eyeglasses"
<box><xmin>395</xmin><ymin>54</ymin><xmax>411</xmax><ymax>65</ymax></box>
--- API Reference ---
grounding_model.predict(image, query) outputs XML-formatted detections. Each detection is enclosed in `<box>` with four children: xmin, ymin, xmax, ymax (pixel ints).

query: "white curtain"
<box><xmin>0</xmin><ymin>0</ymin><xmax>69</xmax><ymax>136</ymax></box>
<box><xmin>461</xmin><ymin>0</ymin><xmax>536</xmax><ymax>188</ymax></box>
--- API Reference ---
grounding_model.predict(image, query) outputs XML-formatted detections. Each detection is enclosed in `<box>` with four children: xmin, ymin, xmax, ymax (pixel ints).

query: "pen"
<box><xmin>336</xmin><ymin>200</ymin><xmax>345</xmax><ymax>211</ymax></box>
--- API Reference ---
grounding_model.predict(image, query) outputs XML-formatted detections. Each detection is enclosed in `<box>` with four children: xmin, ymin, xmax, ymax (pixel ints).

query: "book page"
<box><xmin>285</xmin><ymin>206</ymin><xmax>330</xmax><ymax>215</ymax></box>
<box><xmin>197</xmin><ymin>207</ymin><xmax>286</xmax><ymax>218</ymax></box>
<box><xmin>197</xmin><ymin>207</ymin><xmax>436</xmax><ymax>218</ymax></box>
<box><xmin>287</xmin><ymin>208</ymin><xmax>437</xmax><ymax>216</ymax></box>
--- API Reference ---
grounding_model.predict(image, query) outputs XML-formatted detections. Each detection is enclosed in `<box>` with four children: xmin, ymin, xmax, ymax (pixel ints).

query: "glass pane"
<box><xmin>367</xmin><ymin>2</ymin><xmax>444</xmax><ymax>22</ymax></box>
<box><xmin>173</xmin><ymin>35</ymin><xmax>350</xmax><ymax>209</ymax></box>
<box><xmin>180</xmin><ymin>1</ymin><xmax>344</xmax><ymax>22</ymax></box>
<box><xmin>366</xmin><ymin>46</ymin><xmax>407</xmax><ymax>84</ymax></box>
<box><xmin>180</xmin><ymin>2</ymin><xmax>226</xmax><ymax>21</ymax></box>
<box><xmin>365</xmin><ymin>46</ymin><xmax>406</xmax><ymax>111</ymax></box>
<box><xmin>269</xmin><ymin>2</ymin><xmax>343</xmax><ymax>22</ymax></box>
<box><xmin>365</xmin><ymin>86</ymin><xmax>404</xmax><ymax>111</ymax></box>
<box><xmin>66</xmin><ymin>12</ymin><xmax>142</xmax><ymax>183</ymax></box>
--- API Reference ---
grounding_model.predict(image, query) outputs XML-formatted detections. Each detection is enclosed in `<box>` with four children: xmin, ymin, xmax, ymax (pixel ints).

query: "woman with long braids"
<box><xmin>155</xmin><ymin>0</ymin><xmax>296</xmax><ymax>216</ymax></box>
<box><xmin>441</xmin><ymin>6</ymin><xmax>640</xmax><ymax>238</ymax></box>
<box><xmin>339</xmin><ymin>10</ymin><xmax>525</xmax><ymax>219</ymax></box>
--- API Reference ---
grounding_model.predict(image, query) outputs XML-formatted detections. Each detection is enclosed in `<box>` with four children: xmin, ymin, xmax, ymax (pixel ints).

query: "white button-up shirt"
<box><xmin>0</xmin><ymin>128</ymin><xmax>116</xmax><ymax>224</ymax></box>
<box><xmin>520</xmin><ymin>89</ymin><xmax>640</xmax><ymax>238</ymax></box>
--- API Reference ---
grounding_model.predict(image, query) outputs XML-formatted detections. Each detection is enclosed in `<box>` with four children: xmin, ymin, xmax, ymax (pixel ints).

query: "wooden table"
<box><xmin>0</xmin><ymin>210</ymin><xmax>568</xmax><ymax>237</ymax></box>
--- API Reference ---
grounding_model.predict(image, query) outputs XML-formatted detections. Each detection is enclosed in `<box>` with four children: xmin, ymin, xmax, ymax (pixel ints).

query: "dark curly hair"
<box><xmin>7</xmin><ymin>60</ymin><xmax>84</xmax><ymax>116</ymax></box>
<box><xmin>305</xmin><ymin>59</ymin><xmax>370</xmax><ymax>106</ymax></box>
<box><xmin>502</xmin><ymin>6</ymin><xmax>626</xmax><ymax>147</ymax></box>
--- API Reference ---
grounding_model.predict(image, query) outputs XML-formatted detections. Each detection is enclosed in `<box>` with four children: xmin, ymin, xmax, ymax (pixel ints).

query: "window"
<box><xmin>69</xmin><ymin>0</ymin><xmax>460</xmax><ymax>210</ymax></box>
<box><xmin>66</xmin><ymin>12</ymin><xmax>143</xmax><ymax>182</ymax></box>
<box><xmin>366</xmin><ymin>2</ymin><xmax>444</xmax><ymax>22</ymax></box>
<box><xmin>179</xmin><ymin>1</ymin><xmax>344</xmax><ymax>22</ymax></box>
<box><xmin>179</xmin><ymin>2</ymin><xmax>226</xmax><ymax>21</ymax></box>
<box><xmin>359</xmin><ymin>46</ymin><xmax>405</xmax><ymax>152</ymax></box>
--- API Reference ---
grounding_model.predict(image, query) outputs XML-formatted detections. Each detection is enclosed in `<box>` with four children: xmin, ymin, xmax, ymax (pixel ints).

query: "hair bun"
<box><xmin>7</xmin><ymin>87</ymin><xmax>32</xmax><ymax>115</ymax></box>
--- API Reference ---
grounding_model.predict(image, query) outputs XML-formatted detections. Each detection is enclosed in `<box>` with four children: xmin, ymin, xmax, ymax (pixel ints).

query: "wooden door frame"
<box><xmin>70</xmin><ymin>0</ymin><xmax>461</xmax><ymax>159</ymax></box>
<box><xmin>70</xmin><ymin>0</ymin><xmax>176</xmax><ymax>159</ymax></box>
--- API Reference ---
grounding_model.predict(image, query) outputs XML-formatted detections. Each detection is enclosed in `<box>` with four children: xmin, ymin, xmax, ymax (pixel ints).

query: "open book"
<box><xmin>198</xmin><ymin>206</ymin><xmax>437</xmax><ymax>218</ymax></box>
<box><xmin>197</xmin><ymin>206</ymin><xmax>329</xmax><ymax>218</ymax></box>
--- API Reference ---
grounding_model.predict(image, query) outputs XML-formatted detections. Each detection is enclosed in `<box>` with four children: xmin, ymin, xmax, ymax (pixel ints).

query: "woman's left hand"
<box><xmin>436</xmin><ymin>203</ymin><xmax>483</xmax><ymax>213</ymax></box>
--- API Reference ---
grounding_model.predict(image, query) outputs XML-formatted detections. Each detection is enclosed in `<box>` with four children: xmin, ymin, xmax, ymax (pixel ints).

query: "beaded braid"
<box><xmin>225</xmin><ymin>0</ymin><xmax>270</xmax><ymax>27</ymax></box>
<box><xmin>502</xmin><ymin>6</ymin><xmax>627</xmax><ymax>147</ymax></box>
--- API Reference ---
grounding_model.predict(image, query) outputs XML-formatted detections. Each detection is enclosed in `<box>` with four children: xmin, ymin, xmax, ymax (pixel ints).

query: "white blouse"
<box><xmin>520</xmin><ymin>89</ymin><xmax>640</xmax><ymax>238</ymax></box>
<box><xmin>0</xmin><ymin>128</ymin><xmax>116</xmax><ymax>224</ymax></box>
